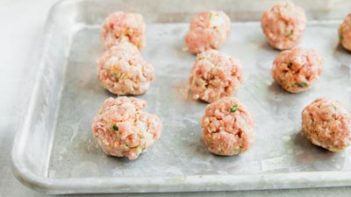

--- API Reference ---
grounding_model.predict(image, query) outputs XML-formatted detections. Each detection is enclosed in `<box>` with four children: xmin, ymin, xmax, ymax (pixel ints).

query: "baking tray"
<box><xmin>11</xmin><ymin>0</ymin><xmax>351</xmax><ymax>194</ymax></box>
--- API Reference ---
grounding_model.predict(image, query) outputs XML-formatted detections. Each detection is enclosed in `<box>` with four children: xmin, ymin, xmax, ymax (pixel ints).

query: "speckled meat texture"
<box><xmin>97</xmin><ymin>40</ymin><xmax>154</xmax><ymax>95</ymax></box>
<box><xmin>272</xmin><ymin>48</ymin><xmax>322</xmax><ymax>93</ymax></box>
<box><xmin>185</xmin><ymin>11</ymin><xmax>231</xmax><ymax>54</ymax></box>
<box><xmin>201</xmin><ymin>97</ymin><xmax>255</xmax><ymax>156</ymax></box>
<box><xmin>189</xmin><ymin>50</ymin><xmax>242</xmax><ymax>103</ymax></box>
<box><xmin>261</xmin><ymin>1</ymin><xmax>306</xmax><ymax>50</ymax></box>
<box><xmin>339</xmin><ymin>13</ymin><xmax>351</xmax><ymax>52</ymax></box>
<box><xmin>91</xmin><ymin>97</ymin><xmax>162</xmax><ymax>160</ymax></box>
<box><xmin>101</xmin><ymin>12</ymin><xmax>145</xmax><ymax>49</ymax></box>
<box><xmin>302</xmin><ymin>98</ymin><xmax>351</xmax><ymax>152</ymax></box>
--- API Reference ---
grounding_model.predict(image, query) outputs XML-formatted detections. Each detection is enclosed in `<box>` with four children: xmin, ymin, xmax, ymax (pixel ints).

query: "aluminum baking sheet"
<box><xmin>11</xmin><ymin>0</ymin><xmax>351</xmax><ymax>194</ymax></box>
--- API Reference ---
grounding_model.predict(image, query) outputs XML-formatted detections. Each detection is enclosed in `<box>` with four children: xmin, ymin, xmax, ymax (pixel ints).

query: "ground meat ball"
<box><xmin>189</xmin><ymin>50</ymin><xmax>242</xmax><ymax>103</ymax></box>
<box><xmin>272</xmin><ymin>48</ymin><xmax>322</xmax><ymax>93</ymax></box>
<box><xmin>97</xmin><ymin>40</ymin><xmax>154</xmax><ymax>95</ymax></box>
<box><xmin>261</xmin><ymin>1</ymin><xmax>306</xmax><ymax>50</ymax></box>
<box><xmin>302</xmin><ymin>98</ymin><xmax>351</xmax><ymax>152</ymax></box>
<box><xmin>201</xmin><ymin>97</ymin><xmax>255</xmax><ymax>156</ymax></box>
<box><xmin>185</xmin><ymin>11</ymin><xmax>231</xmax><ymax>54</ymax></box>
<box><xmin>101</xmin><ymin>12</ymin><xmax>145</xmax><ymax>49</ymax></box>
<box><xmin>339</xmin><ymin>13</ymin><xmax>351</xmax><ymax>51</ymax></box>
<box><xmin>92</xmin><ymin>97</ymin><xmax>162</xmax><ymax>160</ymax></box>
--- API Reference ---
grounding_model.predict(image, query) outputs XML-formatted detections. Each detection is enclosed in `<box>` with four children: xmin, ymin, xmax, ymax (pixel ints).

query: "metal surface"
<box><xmin>10</xmin><ymin>0</ymin><xmax>351</xmax><ymax>194</ymax></box>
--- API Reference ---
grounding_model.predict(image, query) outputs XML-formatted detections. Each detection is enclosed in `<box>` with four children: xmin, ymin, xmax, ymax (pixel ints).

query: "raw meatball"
<box><xmin>201</xmin><ymin>97</ymin><xmax>255</xmax><ymax>156</ymax></box>
<box><xmin>101</xmin><ymin>12</ymin><xmax>145</xmax><ymax>49</ymax></box>
<box><xmin>189</xmin><ymin>50</ymin><xmax>242</xmax><ymax>103</ymax></box>
<box><xmin>185</xmin><ymin>11</ymin><xmax>231</xmax><ymax>54</ymax></box>
<box><xmin>302</xmin><ymin>98</ymin><xmax>351</xmax><ymax>152</ymax></box>
<box><xmin>261</xmin><ymin>1</ymin><xmax>306</xmax><ymax>50</ymax></box>
<box><xmin>92</xmin><ymin>97</ymin><xmax>162</xmax><ymax>160</ymax></box>
<box><xmin>339</xmin><ymin>13</ymin><xmax>351</xmax><ymax>51</ymax></box>
<box><xmin>97</xmin><ymin>40</ymin><xmax>154</xmax><ymax>95</ymax></box>
<box><xmin>272</xmin><ymin>48</ymin><xmax>322</xmax><ymax>93</ymax></box>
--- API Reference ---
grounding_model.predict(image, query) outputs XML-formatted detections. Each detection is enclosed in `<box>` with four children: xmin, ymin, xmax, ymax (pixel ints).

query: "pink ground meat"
<box><xmin>201</xmin><ymin>97</ymin><xmax>255</xmax><ymax>156</ymax></box>
<box><xmin>91</xmin><ymin>97</ymin><xmax>162</xmax><ymax>160</ymax></box>
<box><xmin>101</xmin><ymin>12</ymin><xmax>145</xmax><ymax>49</ymax></box>
<box><xmin>185</xmin><ymin>11</ymin><xmax>231</xmax><ymax>54</ymax></box>
<box><xmin>339</xmin><ymin>13</ymin><xmax>351</xmax><ymax>51</ymax></box>
<box><xmin>261</xmin><ymin>1</ymin><xmax>306</xmax><ymax>50</ymax></box>
<box><xmin>272</xmin><ymin>48</ymin><xmax>322</xmax><ymax>93</ymax></box>
<box><xmin>97</xmin><ymin>39</ymin><xmax>155</xmax><ymax>95</ymax></box>
<box><xmin>189</xmin><ymin>50</ymin><xmax>242</xmax><ymax>103</ymax></box>
<box><xmin>302</xmin><ymin>98</ymin><xmax>351</xmax><ymax>152</ymax></box>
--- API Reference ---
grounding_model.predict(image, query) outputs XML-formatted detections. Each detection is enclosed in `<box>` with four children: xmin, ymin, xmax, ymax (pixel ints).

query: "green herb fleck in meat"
<box><xmin>230</xmin><ymin>104</ymin><xmax>238</xmax><ymax>113</ymax></box>
<box><xmin>294</xmin><ymin>82</ymin><xmax>308</xmax><ymax>88</ymax></box>
<box><xmin>340</xmin><ymin>33</ymin><xmax>344</xmax><ymax>42</ymax></box>
<box><xmin>112</xmin><ymin>124</ymin><xmax>119</xmax><ymax>131</ymax></box>
<box><xmin>286</xmin><ymin>30</ymin><xmax>294</xmax><ymax>37</ymax></box>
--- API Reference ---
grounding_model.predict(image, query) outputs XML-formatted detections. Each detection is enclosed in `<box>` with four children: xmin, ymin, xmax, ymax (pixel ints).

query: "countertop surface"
<box><xmin>1</xmin><ymin>0</ymin><xmax>351</xmax><ymax>196</ymax></box>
